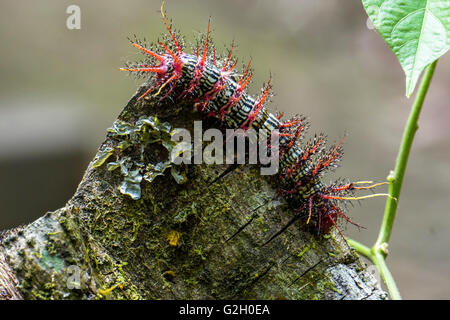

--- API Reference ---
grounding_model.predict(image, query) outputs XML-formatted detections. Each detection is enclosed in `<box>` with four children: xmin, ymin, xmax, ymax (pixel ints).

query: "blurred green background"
<box><xmin>0</xmin><ymin>0</ymin><xmax>449</xmax><ymax>299</ymax></box>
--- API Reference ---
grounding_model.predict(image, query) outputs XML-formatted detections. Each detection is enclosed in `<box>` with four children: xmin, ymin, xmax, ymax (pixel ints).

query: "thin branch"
<box><xmin>346</xmin><ymin>238</ymin><xmax>371</xmax><ymax>258</ymax></box>
<box><xmin>376</xmin><ymin>60</ymin><xmax>438</xmax><ymax>247</ymax></box>
<box><xmin>348</xmin><ymin>60</ymin><xmax>438</xmax><ymax>301</ymax></box>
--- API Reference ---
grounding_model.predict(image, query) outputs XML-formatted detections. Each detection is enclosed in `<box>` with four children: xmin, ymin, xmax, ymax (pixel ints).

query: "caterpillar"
<box><xmin>120</xmin><ymin>3</ymin><xmax>387</xmax><ymax>238</ymax></box>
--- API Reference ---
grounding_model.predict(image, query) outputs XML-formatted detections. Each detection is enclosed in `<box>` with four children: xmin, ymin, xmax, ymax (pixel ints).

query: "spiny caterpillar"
<box><xmin>120</xmin><ymin>3</ymin><xmax>388</xmax><ymax>238</ymax></box>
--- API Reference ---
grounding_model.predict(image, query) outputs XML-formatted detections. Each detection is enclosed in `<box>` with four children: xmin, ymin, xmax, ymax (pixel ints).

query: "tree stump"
<box><xmin>0</xmin><ymin>84</ymin><xmax>387</xmax><ymax>300</ymax></box>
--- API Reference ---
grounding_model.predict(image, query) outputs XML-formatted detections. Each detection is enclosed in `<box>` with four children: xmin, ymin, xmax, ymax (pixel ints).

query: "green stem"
<box><xmin>372</xmin><ymin>252</ymin><xmax>401</xmax><ymax>300</ymax></box>
<box><xmin>375</xmin><ymin>60</ymin><xmax>437</xmax><ymax>247</ymax></box>
<box><xmin>347</xmin><ymin>238</ymin><xmax>402</xmax><ymax>299</ymax></box>
<box><xmin>347</xmin><ymin>60</ymin><xmax>438</xmax><ymax>300</ymax></box>
<box><xmin>346</xmin><ymin>238</ymin><xmax>371</xmax><ymax>257</ymax></box>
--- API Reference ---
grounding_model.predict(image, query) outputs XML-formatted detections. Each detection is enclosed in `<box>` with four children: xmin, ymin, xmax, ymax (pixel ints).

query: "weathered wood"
<box><xmin>0</xmin><ymin>84</ymin><xmax>387</xmax><ymax>300</ymax></box>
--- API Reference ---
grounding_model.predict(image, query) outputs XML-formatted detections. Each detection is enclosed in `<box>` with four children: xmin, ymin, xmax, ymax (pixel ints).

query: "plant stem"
<box><xmin>347</xmin><ymin>60</ymin><xmax>438</xmax><ymax>300</ymax></box>
<box><xmin>346</xmin><ymin>238</ymin><xmax>371</xmax><ymax>257</ymax></box>
<box><xmin>347</xmin><ymin>238</ymin><xmax>402</xmax><ymax>299</ymax></box>
<box><xmin>375</xmin><ymin>60</ymin><xmax>437</xmax><ymax>248</ymax></box>
<box><xmin>372</xmin><ymin>251</ymin><xmax>401</xmax><ymax>300</ymax></box>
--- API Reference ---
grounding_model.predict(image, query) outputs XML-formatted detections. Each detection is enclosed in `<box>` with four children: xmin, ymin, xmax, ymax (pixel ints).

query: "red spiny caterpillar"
<box><xmin>120</xmin><ymin>3</ymin><xmax>388</xmax><ymax>237</ymax></box>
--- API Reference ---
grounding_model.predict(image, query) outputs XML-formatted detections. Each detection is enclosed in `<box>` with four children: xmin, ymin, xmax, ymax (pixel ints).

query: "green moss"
<box><xmin>296</xmin><ymin>244</ymin><xmax>310</xmax><ymax>261</ymax></box>
<box><xmin>193</xmin><ymin>247</ymin><xmax>207</xmax><ymax>261</ymax></box>
<box><xmin>295</xmin><ymin>269</ymin><xmax>341</xmax><ymax>299</ymax></box>
<box><xmin>254</xmin><ymin>215</ymin><xmax>268</xmax><ymax>232</ymax></box>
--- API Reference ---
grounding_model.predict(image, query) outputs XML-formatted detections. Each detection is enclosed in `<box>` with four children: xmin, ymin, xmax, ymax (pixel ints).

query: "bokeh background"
<box><xmin>0</xmin><ymin>0</ymin><xmax>449</xmax><ymax>299</ymax></box>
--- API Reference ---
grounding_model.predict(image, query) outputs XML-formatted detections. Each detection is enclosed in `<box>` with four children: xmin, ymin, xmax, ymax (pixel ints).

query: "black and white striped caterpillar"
<box><xmin>120</xmin><ymin>3</ymin><xmax>385</xmax><ymax>237</ymax></box>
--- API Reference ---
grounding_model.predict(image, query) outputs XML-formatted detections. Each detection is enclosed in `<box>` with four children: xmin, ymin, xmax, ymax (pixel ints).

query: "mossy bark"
<box><xmin>0</xmin><ymin>84</ymin><xmax>387</xmax><ymax>300</ymax></box>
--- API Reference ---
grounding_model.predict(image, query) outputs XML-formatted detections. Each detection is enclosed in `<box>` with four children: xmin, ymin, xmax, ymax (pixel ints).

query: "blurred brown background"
<box><xmin>0</xmin><ymin>0</ymin><xmax>449</xmax><ymax>299</ymax></box>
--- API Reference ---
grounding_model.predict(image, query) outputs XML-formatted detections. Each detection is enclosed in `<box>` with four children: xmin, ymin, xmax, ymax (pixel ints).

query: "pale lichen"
<box><xmin>97</xmin><ymin>115</ymin><xmax>190</xmax><ymax>199</ymax></box>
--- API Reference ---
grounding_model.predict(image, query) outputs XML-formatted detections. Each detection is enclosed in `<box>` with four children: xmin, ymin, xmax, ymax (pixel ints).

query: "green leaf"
<box><xmin>362</xmin><ymin>0</ymin><xmax>450</xmax><ymax>96</ymax></box>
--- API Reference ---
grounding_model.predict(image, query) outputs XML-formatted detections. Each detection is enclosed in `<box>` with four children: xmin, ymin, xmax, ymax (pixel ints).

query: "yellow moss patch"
<box><xmin>167</xmin><ymin>230</ymin><xmax>182</xmax><ymax>247</ymax></box>
<box><xmin>98</xmin><ymin>282</ymin><xmax>123</xmax><ymax>297</ymax></box>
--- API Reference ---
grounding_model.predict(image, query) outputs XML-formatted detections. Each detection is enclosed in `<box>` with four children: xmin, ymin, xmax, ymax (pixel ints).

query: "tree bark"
<box><xmin>0</xmin><ymin>84</ymin><xmax>387</xmax><ymax>300</ymax></box>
